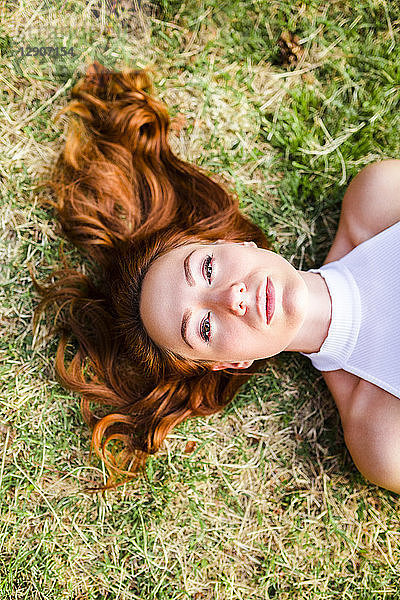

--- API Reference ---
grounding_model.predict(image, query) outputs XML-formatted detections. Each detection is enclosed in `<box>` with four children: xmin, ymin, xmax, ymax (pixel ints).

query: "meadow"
<box><xmin>1</xmin><ymin>0</ymin><xmax>400</xmax><ymax>598</ymax></box>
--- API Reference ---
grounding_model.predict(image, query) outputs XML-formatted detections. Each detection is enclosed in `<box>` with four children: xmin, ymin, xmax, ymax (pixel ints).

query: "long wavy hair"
<box><xmin>31</xmin><ymin>61</ymin><xmax>271</xmax><ymax>490</ymax></box>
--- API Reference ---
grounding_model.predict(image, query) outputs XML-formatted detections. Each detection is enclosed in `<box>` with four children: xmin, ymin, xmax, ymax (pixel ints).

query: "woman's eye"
<box><xmin>200</xmin><ymin>254</ymin><xmax>214</xmax><ymax>343</ymax></box>
<box><xmin>203</xmin><ymin>254</ymin><xmax>213</xmax><ymax>285</ymax></box>
<box><xmin>201</xmin><ymin>312</ymin><xmax>212</xmax><ymax>343</ymax></box>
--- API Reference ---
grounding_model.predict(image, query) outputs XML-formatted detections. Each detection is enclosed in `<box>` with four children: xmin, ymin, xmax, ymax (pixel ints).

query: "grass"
<box><xmin>1</xmin><ymin>0</ymin><xmax>400</xmax><ymax>598</ymax></box>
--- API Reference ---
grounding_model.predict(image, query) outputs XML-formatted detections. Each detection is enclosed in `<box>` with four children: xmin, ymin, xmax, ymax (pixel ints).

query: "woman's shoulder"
<box><xmin>323</xmin><ymin>159</ymin><xmax>400</xmax><ymax>265</ymax></box>
<box><xmin>341</xmin><ymin>159</ymin><xmax>400</xmax><ymax>247</ymax></box>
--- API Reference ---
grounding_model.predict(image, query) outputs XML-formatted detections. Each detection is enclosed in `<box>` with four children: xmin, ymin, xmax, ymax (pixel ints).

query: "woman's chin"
<box><xmin>282</xmin><ymin>275</ymin><xmax>308</xmax><ymax>326</ymax></box>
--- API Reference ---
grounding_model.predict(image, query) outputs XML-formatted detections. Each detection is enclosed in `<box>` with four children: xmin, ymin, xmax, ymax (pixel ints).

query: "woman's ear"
<box><xmin>210</xmin><ymin>360</ymin><xmax>254</xmax><ymax>371</ymax></box>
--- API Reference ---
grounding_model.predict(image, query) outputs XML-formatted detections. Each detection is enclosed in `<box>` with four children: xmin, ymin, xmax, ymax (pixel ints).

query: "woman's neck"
<box><xmin>285</xmin><ymin>271</ymin><xmax>332</xmax><ymax>354</ymax></box>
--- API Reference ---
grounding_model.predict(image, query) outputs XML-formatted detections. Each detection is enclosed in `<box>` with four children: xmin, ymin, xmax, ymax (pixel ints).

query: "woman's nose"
<box><xmin>211</xmin><ymin>282</ymin><xmax>248</xmax><ymax>315</ymax></box>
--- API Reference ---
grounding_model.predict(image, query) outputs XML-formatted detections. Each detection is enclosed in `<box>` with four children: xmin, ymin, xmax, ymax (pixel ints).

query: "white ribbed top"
<box><xmin>301</xmin><ymin>220</ymin><xmax>400</xmax><ymax>399</ymax></box>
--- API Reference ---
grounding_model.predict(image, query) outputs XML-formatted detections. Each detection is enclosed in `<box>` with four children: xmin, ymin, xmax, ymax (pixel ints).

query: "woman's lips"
<box><xmin>266</xmin><ymin>278</ymin><xmax>275</xmax><ymax>324</ymax></box>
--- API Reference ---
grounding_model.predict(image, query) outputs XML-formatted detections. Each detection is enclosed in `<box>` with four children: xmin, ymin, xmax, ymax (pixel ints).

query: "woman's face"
<box><xmin>140</xmin><ymin>240</ymin><xmax>308</xmax><ymax>370</ymax></box>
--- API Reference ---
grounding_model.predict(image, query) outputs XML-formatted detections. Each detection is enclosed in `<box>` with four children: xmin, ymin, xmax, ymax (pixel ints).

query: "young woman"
<box><xmin>32</xmin><ymin>61</ymin><xmax>400</xmax><ymax>493</ymax></box>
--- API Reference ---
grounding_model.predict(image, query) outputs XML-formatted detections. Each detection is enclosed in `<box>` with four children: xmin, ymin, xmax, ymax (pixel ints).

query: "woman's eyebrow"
<box><xmin>184</xmin><ymin>249</ymin><xmax>196</xmax><ymax>287</ymax></box>
<box><xmin>181</xmin><ymin>309</ymin><xmax>194</xmax><ymax>349</ymax></box>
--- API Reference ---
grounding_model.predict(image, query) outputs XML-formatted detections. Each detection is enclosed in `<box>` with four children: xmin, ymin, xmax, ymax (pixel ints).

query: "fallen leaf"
<box><xmin>277</xmin><ymin>31</ymin><xmax>304</xmax><ymax>67</ymax></box>
<box><xmin>184</xmin><ymin>440</ymin><xmax>197</xmax><ymax>453</ymax></box>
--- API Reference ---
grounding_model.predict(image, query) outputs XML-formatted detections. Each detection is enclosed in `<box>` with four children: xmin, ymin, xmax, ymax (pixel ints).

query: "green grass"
<box><xmin>1</xmin><ymin>0</ymin><xmax>400</xmax><ymax>598</ymax></box>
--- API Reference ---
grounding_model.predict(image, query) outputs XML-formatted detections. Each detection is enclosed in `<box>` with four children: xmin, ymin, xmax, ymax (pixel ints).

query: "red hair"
<box><xmin>31</xmin><ymin>61</ymin><xmax>271</xmax><ymax>490</ymax></box>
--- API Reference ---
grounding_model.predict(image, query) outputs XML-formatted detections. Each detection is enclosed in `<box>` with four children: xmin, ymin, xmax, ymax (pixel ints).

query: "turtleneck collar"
<box><xmin>300</xmin><ymin>262</ymin><xmax>361</xmax><ymax>371</ymax></box>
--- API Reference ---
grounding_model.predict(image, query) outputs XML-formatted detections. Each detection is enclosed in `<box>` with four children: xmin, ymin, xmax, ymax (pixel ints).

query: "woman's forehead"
<box><xmin>140</xmin><ymin>241</ymin><xmax>223</xmax><ymax>321</ymax></box>
<box><xmin>141</xmin><ymin>243</ymin><xmax>199</xmax><ymax>304</ymax></box>
<box><xmin>139</xmin><ymin>243</ymin><xmax>199</xmax><ymax>349</ymax></box>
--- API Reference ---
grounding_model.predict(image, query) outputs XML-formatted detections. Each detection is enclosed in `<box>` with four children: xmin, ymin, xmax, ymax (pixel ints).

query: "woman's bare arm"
<box><xmin>343</xmin><ymin>381</ymin><xmax>400</xmax><ymax>494</ymax></box>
